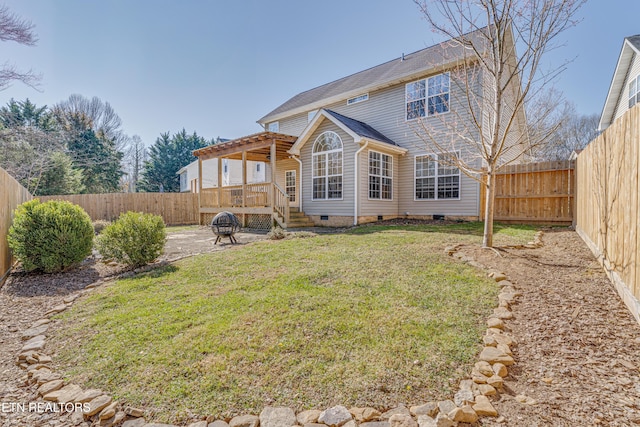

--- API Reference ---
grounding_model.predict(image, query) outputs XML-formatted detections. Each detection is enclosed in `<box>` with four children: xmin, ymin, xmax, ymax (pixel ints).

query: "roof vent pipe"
<box><xmin>401</xmin><ymin>53</ymin><xmax>405</xmax><ymax>61</ymax></box>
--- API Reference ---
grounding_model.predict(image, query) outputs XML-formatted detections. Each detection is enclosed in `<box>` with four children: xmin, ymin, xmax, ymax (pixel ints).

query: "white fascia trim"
<box><xmin>288</xmin><ymin>109</ymin><xmax>362</xmax><ymax>155</ymax></box>
<box><xmin>362</xmin><ymin>138</ymin><xmax>408</xmax><ymax>155</ymax></box>
<box><xmin>599</xmin><ymin>40</ymin><xmax>638</xmax><ymax>131</ymax></box>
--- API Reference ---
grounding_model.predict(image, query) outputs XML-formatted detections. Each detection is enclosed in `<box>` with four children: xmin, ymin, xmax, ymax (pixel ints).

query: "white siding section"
<box><xmin>301</xmin><ymin>120</ymin><xmax>356</xmax><ymax>217</ymax></box>
<box><xmin>614</xmin><ymin>52</ymin><xmax>640</xmax><ymax>121</ymax></box>
<box><xmin>277</xmin><ymin>67</ymin><xmax>491</xmax><ymax>217</ymax></box>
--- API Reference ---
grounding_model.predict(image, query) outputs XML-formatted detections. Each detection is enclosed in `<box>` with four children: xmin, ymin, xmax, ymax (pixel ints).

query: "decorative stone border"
<box><xmin>13</xmin><ymin>232</ymin><xmax>543</xmax><ymax>427</ymax></box>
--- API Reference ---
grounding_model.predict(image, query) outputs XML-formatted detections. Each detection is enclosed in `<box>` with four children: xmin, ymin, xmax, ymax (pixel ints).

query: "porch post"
<box><xmin>198</xmin><ymin>157</ymin><xmax>203</xmax><ymax>224</ymax></box>
<box><xmin>242</xmin><ymin>150</ymin><xmax>247</xmax><ymax>227</ymax></box>
<box><xmin>270</xmin><ymin>141</ymin><xmax>276</xmax><ymax>209</ymax></box>
<box><xmin>217</xmin><ymin>156</ymin><xmax>222</xmax><ymax>208</ymax></box>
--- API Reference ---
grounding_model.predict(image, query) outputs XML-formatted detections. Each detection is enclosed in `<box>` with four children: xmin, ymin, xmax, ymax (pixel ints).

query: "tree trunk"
<box><xmin>482</xmin><ymin>168</ymin><xmax>496</xmax><ymax>248</ymax></box>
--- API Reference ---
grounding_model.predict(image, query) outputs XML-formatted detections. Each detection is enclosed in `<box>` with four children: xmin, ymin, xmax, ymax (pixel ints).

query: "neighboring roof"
<box><xmin>288</xmin><ymin>109</ymin><xmax>407</xmax><ymax>156</ymax></box>
<box><xmin>259</xmin><ymin>29</ymin><xmax>487</xmax><ymax>125</ymax></box>
<box><xmin>599</xmin><ymin>35</ymin><xmax>640</xmax><ymax>131</ymax></box>
<box><xmin>324</xmin><ymin>110</ymin><xmax>398</xmax><ymax>146</ymax></box>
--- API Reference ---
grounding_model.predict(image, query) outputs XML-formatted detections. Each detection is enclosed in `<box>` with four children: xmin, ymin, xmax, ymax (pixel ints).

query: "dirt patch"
<box><xmin>463</xmin><ymin>229</ymin><xmax>640</xmax><ymax>426</ymax></box>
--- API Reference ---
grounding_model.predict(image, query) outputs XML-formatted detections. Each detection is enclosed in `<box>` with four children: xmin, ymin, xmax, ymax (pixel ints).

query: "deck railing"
<box><xmin>273</xmin><ymin>183</ymin><xmax>290</xmax><ymax>225</ymax></box>
<box><xmin>200</xmin><ymin>183</ymin><xmax>273</xmax><ymax>208</ymax></box>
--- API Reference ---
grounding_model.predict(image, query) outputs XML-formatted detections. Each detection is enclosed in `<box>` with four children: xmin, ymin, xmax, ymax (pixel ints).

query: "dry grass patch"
<box><xmin>53</xmin><ymin>223</ymin><xmax>535</xmax><ymax>423</ymax></box>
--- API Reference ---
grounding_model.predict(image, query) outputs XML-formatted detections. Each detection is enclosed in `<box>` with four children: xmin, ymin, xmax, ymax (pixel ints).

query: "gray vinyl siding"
<box><xmin>358</xmin><ymin>149</ymin><xmax>399</xmax><ymax>217</ymax></box>
<box><xmin>614</xmin><ymin>52</ymin><xmax>640</xmax><ymax>121</ymax></box>
<box><xmin>275</xmin><ymin>158</ymin><xmax>300</xmax><ymax>207</ymax></box>
<box><xmin>279</xmin><ymin>66</ymin><xmax>485</xmax><ymax>217</ymax></box>
<box><xmin>301</xmin><ymin>120</ymin><xmax>356</xmax><ymax>217</ymax></box>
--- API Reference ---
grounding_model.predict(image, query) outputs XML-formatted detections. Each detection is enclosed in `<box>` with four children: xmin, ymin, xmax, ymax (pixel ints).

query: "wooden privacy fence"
<box><xmin>480</xmin><ymin>160</ymin><xmax>575</xmax><ymax>225</ymax></box>
<box><xmin>576</xmin><ymin>105</ymin><xmax>640</xmax><ymax>323</ymax></box>
<box><xmin>0</xmin><ymin>168</ymin><xmax>32</xmax><ymax>284</ymax></box>
<box><xmin>40</xmin><ymin>193</ymin><xmax>199</xmax><ymax>226</ymax></box>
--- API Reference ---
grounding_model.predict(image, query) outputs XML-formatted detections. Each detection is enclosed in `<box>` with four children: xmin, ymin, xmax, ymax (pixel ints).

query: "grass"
<box><xmin>53</xmin><ymin>222</ymin><xmax>535</xmax><ymax>423</ymax></box>
<box><xmin>165</xmin><ymin>224</ymin><xmax>201</xmax><ymax>233</ymax></box>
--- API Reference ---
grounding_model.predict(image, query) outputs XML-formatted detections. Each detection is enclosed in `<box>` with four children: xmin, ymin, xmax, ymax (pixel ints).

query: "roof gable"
<box><xmin>599</xmin><ymin>35</ymin><xmax>640</xmax><ymax>131</ymax></box>
<box><xmin>259</xmin><ymin>29</ymin><xmax>490</xmax><ymax>125</ymax></box>
<box><xmin>288</xmin><ymin>109</ymin><xmax>406</xmax><ymax>156</ymax></box>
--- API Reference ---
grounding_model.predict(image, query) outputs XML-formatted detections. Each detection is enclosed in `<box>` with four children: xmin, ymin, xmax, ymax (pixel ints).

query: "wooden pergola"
<box><xmin>193</xmin><ymin>131</ymin><xmax>298</xmax><ymax>227</ymax></box>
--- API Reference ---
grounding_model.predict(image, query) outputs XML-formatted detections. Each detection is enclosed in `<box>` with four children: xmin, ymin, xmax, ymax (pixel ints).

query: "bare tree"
<box><xmin>412</xmin><ymin>0</ymin><xmax>584</xmax><ymax>247</ymax></box>
<box><xmin>121</xmin><ymin>134</ymin><xmax>146</xmax><ymax>192</ymax></box>
<box><xmin>0</xmin><ymin>5</ymin><xmax>39</xmax><ymax>90</ymax></box>
<box><xmin>54</xmin><ymin>94</ymin><xmax>124</xmax><ymax>146</ymax></box>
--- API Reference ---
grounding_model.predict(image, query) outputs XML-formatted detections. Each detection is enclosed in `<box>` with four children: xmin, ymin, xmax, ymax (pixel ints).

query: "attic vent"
<box><xmin>347</xmin><ymin>93</ymin><xmax>369</xmax><ymax>105</ymax></box>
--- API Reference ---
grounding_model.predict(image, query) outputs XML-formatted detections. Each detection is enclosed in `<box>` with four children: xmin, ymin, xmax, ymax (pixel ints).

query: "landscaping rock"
<box><xmin>99</xmin><ymin>401</ymin><xmax>118</xmax><ymax>420</ymax></box>
<box><xmin>472</xmin><ymin>395</ymin><xmax>498</xmax><ymax>417</ymax></box>
<box><xmin>31</xmin><ymin>368</ymin><xmax>61</xmax><ymax>385</ymax></box>
<box><xmin>475</xmin><ymin>361</ymin><xmax>494</xmax><ymax>377</ymax></box>
<box><xmin>43</xmin><ymin>383</ymin><xmax>83</xmax><ymax>403</ymax></box>
<box><xmin>208</xmin><ymin>421</ymin><xmax>230</xmax><ymax>427</ymax></box>
<box><xmin>515</xmin><ymin>394</ymin><xmax>537</xmax><ymax>405</ymax></box>
<box><xmin>497</xmin><ymin>342</ymin><xmax>512</xmax><ymax>355</ymax></box>
<box><xmin>489</xmin><ymin>272</ymin><xmax>507</xmax><ymax>282</ymax></box>
<box><xmin>70</xmin><ymin>409</ymin><xmax>85</xmax><ymax>425</ymax></box>
<box><xmin>492</xmin><ymin>307</ymin><xmax>513</xmax><ymax>320</ymax></box>
<box><xmin>448</xmin><ymin>405</ymin><xmax>478</xmax><ymax>423</ymax></box>
<box><xmin>479</xmin><ymin>346</ymin><xmax>515</xmax><ymax>366</ymax></box>
<box><xmin>318</xmin><ymin>405</ymin><xmax>352</xmax><ymax>426</ymax></box>
<box><xmin>436</xmin><ymin>401</ymin><xmax>456</xmax><ymax>416</ymax></box>
<box><xmin>229</xmin><ymin>415</ymin><xmax>259</xmax><ymax>427</ymax></box>
<box><xmin>45</xmin><ymin>304</ymin><xmax>68</xmax><ymax>316</ymax></box>
<box><xmin>454</xmin><ymin>389</ymin><xmax>474</xmax><ymax>406</ymax></box>
<box><xmin>187</xmin><ymin>422</ymin><xmax>208</xmax><ymax>427</ymax></box>
<box><xmin>487</xmin><ymin>317</ymin><xmax>504</xmax><ymax>329</ymax></box>
<box><xmin>37</xmin><ymin>379</ymin><xmax>64</xmax><ymax>396</ymax></box>
<box><xmin>483</xmin><ymin>334</ymin><xmax>498</xmax><ymax>346</ymax></box>
<box><xmin>409</xmin><ymin>402</ymin><xmax>438</xmax><ymax>417</ymax></box>
<box><xmin>478</xmin><ymin>384</ymin><xmax>497</xmax><ymax>396</ymax></box>
<box><xmin>298</xmin><ymin>410</ymin><xmax>322</xmax><ymax>424</ymax></box>
<box><xmin>380</xmin><ymin>405</ymin><xmax>410</xmax><ymax>420</ymax></box>
<box><xmin>259</xmin><ymin>406</ymin><xmax>296</xmax><ymax>427</ymax></box>
<box><xmin>361</xmin><ymin>422</ymin><xmax>390</xmax><ymax>427</ymax></box>
<box><xmin>21</xmin><ymin>324</ymin><xmax>49</xmax><ymax>340</ymax></box>
<box><xmin>85</xmin><ymin>394</ymin><xmax>113</xmax><ymax>416</ymax></box>
<box><xmin>349</xmin><ymin>407</ymin><xmax>380</xmax><ymax>422</ymax></box>
<box><xmin>492</xmin><ymin>362</ymin><xmax>508</xmax><ymax>377</ymax></box>
<box><xmin>486</xmin><ymin>374</ymin><xmax>504</xmax><ymax>389</ymax></box>
<box><xmin>122</xmin><ymin>418</ymin><xmax>146</xmax><ymax>427</ymax></box>
<box><xmin>75</xmin><ymin>389</ymin><xmax>103</xmax><ymax>403</ymax></box>
<box><xmin>21</xmin><ymin>335</ymin><xmax>46</xmax><ymax>352</ymax></box>
<box><xmin>31</xmin><ymin>318</ymin><xmax>51</xmax><ymax>328</ymax></box>
<box><xmin>113</xmin><ymin>411</ymin><xmax>126</xmax><ymax>425</ymax></box>
<box><xmin>36</xmin><ymin>354</ymin><xmax>52</xmax><ymax>363</ymax></box>
<box><xmin>496</xmin><ymin>280</ymin><xmax>513</xmax><ymax>288</ymax></box>
<box><xmin>388</xmin><ymin>413</ymin><xmax>417</xmax><ymax>427</ymax></box>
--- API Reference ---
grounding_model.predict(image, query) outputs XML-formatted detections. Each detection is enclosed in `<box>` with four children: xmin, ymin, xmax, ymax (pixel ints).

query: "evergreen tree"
<box><xmin>140</xmin><ymin>129</ymin><xmax>208</xmax><ymax>192</ymax></box>
<box><xmin>36</xmin><ymin>151</ymin><xmax>84</xmax><ymax>195</ymax></box>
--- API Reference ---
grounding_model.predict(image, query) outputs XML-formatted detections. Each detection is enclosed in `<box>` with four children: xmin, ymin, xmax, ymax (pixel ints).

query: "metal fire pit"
<box><xmin>210</xmin><ymin>211</ymin><xmax>241</xmax><ymax>245</ymax></box>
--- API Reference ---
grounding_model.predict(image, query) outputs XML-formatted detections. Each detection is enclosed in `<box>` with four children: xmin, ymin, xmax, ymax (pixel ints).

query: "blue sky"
<box><xmin>2</xmin><ymin>1</ymin><xmax>639</xmax><ymax>147</ymax></box>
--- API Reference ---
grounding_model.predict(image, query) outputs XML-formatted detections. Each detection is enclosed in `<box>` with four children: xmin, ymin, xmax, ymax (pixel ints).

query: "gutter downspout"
<box><xmin>353</xmin><ymin>141</ymin><xmax>369</xmax><ymax>226</ymax></box>
<box><xmin>291</xmin><ymin>155</ymin><xmax>303</xmax><ymax>213</ymax></box>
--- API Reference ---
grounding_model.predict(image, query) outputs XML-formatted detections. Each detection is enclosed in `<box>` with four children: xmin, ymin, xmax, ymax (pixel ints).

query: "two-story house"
<box><xmin>194</xmin><ymin>27</ymin><xmax>526</xmax><ymax>228</ymax></box>
<box><xmin>599</xmin><ymin>35</ymin><xmax>640</xmax><ymax>131</ymax></box>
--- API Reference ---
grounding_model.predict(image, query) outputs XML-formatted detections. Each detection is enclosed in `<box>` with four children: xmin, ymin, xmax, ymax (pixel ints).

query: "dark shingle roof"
<box><xmin>257</xmin><ymin>30</ymin><xmax>488</xmax><ymax>124</ymax></box>
<box><xmin>324</xmin><ymin>110</ymin><xmax>397</xmax><ymax>147</ymax></box>
<box><xmin>627</xmin><ymin>35</ymin><xmax>640</xmax><ymax>51</ymax></box>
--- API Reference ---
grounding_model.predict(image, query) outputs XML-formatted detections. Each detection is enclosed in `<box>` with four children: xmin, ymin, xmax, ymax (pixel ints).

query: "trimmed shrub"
<box><xmin>92</xmin><ymin>220</ymin><xmax>111</xmax><ymax>235</ymax></box>
<box><xmin>95</xmin><ymin>212</ymin><xmax>166</xmax><ymax>267</ymax></box>
<box><xmin>8</xmin><ymin>199</ymin><xmax>94</xmax><ymax>273</ymax></box>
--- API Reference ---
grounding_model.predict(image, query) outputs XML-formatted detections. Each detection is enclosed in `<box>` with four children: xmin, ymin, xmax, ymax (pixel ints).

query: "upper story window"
<box><xmin>368</xmin><ymin>151</ymin><xmax>392</xmax><ymax>200</ymax></box>
<box><xmin>629</xmin><ymin>75</ymin><xmax>640</xmax><ymax>109</ymax></box>
<box><xmin>307</xmin><ymin>110</ymin><xmax>318</xmax><ymax>123</ymax></box>
<box><xmin>415</xmin><ymin>152</ymin><xmax>460</xmax><ymax>200</ymax></box>
<box><xmin>406</xmin><ymin>72</ymin><xmax>450</xmax><ymax>120</ymax></box>
<box><xmin>312</xmin><ymin>131</ymin><xmax>343</xmax><ymax>200</ymax></box>
<box><xmin>268</xmin><ymin>121</ymin><xmax>279</xmax><ymax>132</ymax></box>
<box><xmin>347</xmin><ymin>93</ymin><xmax>369</xmax><ymax>105</ymax></box>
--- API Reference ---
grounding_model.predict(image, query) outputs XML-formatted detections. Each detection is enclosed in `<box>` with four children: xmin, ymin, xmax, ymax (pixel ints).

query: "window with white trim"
<box><xmin>285</xmin><ymin>170</ymin><xmax>296</xmax><ymax>202</ymax></box>
<box><xmin>368</xmin><ymin>151</ymin><xmax>392</xmax><ymax>200</ymax></box>
<box><xmin>312</xmin><ymin>131</ymin><xmax>343</xmax><ymax>200</ymax></box>
<box><xmin>415</xmin><ymin>152</ymin><xmax>460</xmax><ymax>200</ymax></box>
<box><xmin>629</xmin><ymin>75</ymin><xmax>640</xmax><ymax>109</ymax></box>
<box><xmin>268</xmin><ymin>121</ymin><xmax>279</xmax><ymax>132</ymax></box>
<box><xmin>406</xmin><ymin>72</ymin><xmax>450</xmax><ymax>120</ymax></box>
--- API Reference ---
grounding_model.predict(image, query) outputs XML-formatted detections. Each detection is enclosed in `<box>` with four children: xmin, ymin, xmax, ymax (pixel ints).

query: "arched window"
<box><xmin>312</xmin><ymin>131</ymin><xmax>343</xmax><ymax>200</ymax></box>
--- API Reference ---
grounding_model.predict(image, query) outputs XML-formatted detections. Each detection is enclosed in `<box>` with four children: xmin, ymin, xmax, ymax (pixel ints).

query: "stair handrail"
<box><xmin>273</xmin><ymin>183</ymin><xmax>290</xmax><ymax>226</ymax></box>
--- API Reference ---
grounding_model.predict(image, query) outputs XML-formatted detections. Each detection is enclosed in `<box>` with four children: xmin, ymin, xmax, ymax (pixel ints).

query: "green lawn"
<box><xmin>53</xmin><ymin>223</ymin><xmax>535</xmax><ymax>423</ymax></box>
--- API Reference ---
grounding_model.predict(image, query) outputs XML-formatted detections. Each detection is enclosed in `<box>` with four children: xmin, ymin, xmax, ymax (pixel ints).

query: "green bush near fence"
<box><xmin>95</xmin><ymin>212</ymin><xmax>166</xmax><ymax>267</ymax></box>
<box><xmin>8</xmin><ymin>199</ymin><xmax>94</xmax><ymax>273</ymax></box>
